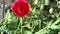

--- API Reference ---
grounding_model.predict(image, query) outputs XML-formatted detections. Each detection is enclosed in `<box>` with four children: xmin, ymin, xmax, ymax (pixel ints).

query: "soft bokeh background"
<box><xmin>0</xmin><ymin>0</ymin><xmax>60</xmax><ymax>34</ymax></box>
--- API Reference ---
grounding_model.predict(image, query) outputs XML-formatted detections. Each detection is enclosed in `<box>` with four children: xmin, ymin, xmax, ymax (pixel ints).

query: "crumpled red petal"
<box><xmin>11</xmin><ymin>0</ymin><xmax>30</xmax><ymax>17</ymax></box>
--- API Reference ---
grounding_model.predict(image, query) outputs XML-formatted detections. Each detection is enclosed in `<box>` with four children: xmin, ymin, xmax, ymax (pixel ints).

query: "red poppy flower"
<box><xmin>11</xmin><ymin>0</ymin><xmax>30</xmax><ymax>17</ymax></box>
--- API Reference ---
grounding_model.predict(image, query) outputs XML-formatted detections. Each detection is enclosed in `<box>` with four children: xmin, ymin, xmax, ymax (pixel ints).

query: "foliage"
<box><xmin>0</xmin><ymin>0</ymin><xmax>60</xmax><ymax>34</ymax></box>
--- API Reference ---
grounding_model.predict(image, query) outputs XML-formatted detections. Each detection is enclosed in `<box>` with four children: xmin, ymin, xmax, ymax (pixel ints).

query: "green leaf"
<box><xmin>4</xmin><ymin>10</ymin><xmax>11</xmax><ymax>21</ymax></box>
<box><xmin>58</xmin><ymin>32</ymin><xmax>60</xmax><ymax>34</ymax></box>
<box><xmin>44</xmin><ymin>0</ymin><xmax>50</xmax><ymax>5</ymax></box>
<box><xmin>35</xmin><ymin>27</ymin><xmax>50</xmax><ymax>34</ymax></box>
<box><xmin>24</xmin><ymin>30</ymin><xmax>32</xmax><ymax>34</ymax></box>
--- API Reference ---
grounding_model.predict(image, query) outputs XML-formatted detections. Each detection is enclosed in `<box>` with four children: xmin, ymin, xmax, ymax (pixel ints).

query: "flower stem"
<box><xmin>20</xmin><ymin>17</ymin><xmax>22</xmax><ymax>34</ymax></box>
<box><xmin>14</xmin><ymin>17</ymin><xmax>22</xmax><ymax>34</ymax></box>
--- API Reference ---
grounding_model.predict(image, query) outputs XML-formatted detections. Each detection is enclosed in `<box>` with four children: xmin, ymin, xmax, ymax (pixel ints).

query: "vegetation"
<box><xmin>0</xmin><ymin>0</ymin><xmax>60</xmax><ymax>34</ymax></box>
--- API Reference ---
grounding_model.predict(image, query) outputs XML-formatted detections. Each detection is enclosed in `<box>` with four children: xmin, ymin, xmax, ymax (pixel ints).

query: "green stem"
<box><xmin>20</xmin><ymin>18</ymin><xmax>22</xmax><ymax>34</ymax></box>
<box><xmin>14</xmin><ymin>17</ymin><xmax>22</xmax><ymax>34</ymax></box>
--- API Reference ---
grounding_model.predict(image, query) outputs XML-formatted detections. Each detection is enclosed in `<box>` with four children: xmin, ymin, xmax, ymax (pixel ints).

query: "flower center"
<box><xmin>20</xmin><ymin>9</ymin><xmax>22</xmax><ymax>11</ymax></box>
<box><xmin>18</xmin><ymin>8</ymin><xmax>22</xmax><ymax>13</ymax></box>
